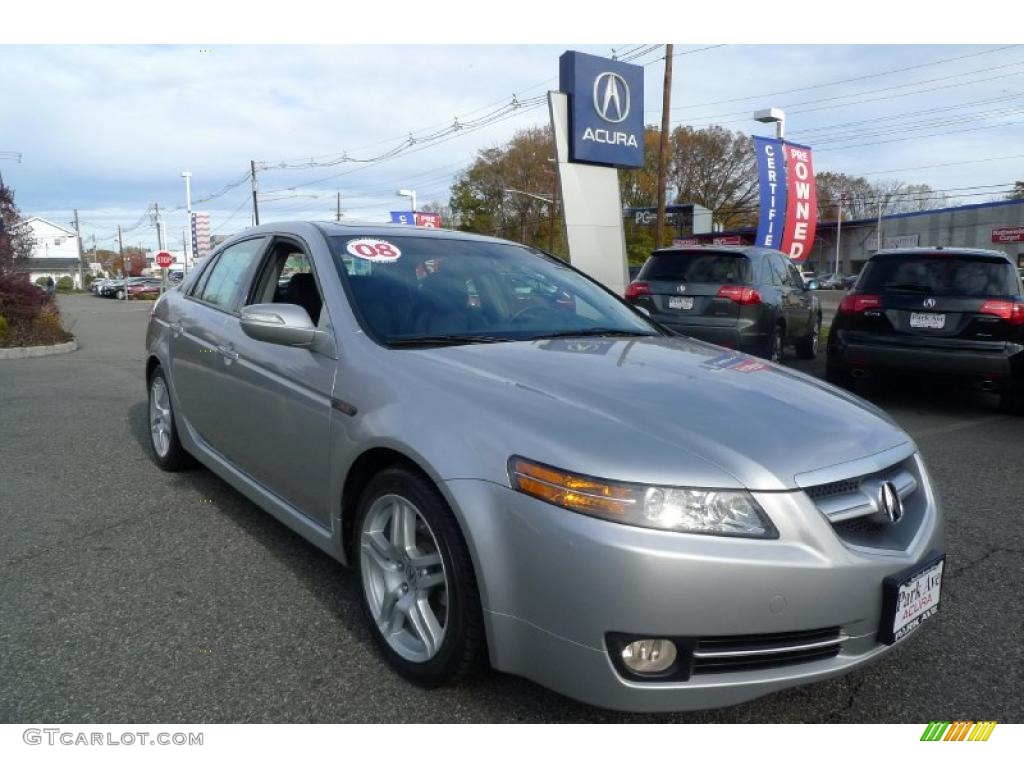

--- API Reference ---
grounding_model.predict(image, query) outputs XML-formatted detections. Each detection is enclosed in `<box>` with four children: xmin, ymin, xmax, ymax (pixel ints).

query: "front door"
<box><xmin>214</xmin><ymin>236</ymin><xmax>336</xmax><ymax>528</ymax></box>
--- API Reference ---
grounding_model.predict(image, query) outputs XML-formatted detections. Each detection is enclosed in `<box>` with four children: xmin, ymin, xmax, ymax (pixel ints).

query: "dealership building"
<box><xmin>672</xmin><ymin>198</ymin><xmax>1024</xmax><ymax>275</ymax></box>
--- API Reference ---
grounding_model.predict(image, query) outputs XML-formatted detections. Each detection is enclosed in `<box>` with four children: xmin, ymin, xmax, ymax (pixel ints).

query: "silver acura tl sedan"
<box><xmin>145</xmin><ymin>222</ymin><xmax>944</xmax><ymax>712</ymax></box>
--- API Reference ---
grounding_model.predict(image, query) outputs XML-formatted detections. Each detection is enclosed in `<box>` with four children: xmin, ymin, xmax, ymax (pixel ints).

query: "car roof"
<box><xmin>649</xmin><ymin>245</ymin><xmax>779</xmax><ymax>259</ymax></box>
<box><xmin>212</xmin><ymin>220</ymin><xmax>517</xmax><ymax>248</ymax></box>
<box><xmin>870</xmin><ymin>246</ymin><xmax>1012</xmax><ymax>262</ymax></box>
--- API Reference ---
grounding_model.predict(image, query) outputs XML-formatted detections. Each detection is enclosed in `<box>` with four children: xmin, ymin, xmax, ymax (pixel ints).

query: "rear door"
<box><xmin>850</xmin><ymin>252</ymin><xmax>1021</xmax><ymax>343</ymax></box>
<box><xmin>636</xmin><ymin>249</ymin><xmax>751</xmax><ymax>324</ymax></box>
<box><xmin>782</xmin><ymin>258</ymin><xmax>813</xmax><ymax>339</ymax></box>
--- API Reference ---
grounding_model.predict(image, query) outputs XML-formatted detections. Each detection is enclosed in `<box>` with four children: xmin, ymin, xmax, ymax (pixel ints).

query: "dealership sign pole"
<box><xmin>550</xmin><ymin>50</ymin><xmax>645</xmax><ymax>296</ymax></box>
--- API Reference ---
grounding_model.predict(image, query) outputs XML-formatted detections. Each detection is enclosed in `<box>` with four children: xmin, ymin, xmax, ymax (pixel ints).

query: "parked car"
<box><xmin>98</xmin><ymin>279</ymin><xmax>124</xmax><ymax>298</ymax></box>
<box><xmin>145</xmin><ymin>223</ymin><xmax>943</xmax><ymax>712</ymax></box>
<box><xmin>624</xmin><ymin>246</ymin><xmax>822</xmax><ymax>362</ymax></box>
<box><xmin>827</xmin><ymin>247</ymin><xmax>1024</xmax><ymax>414</ymax></box>
<box><xmin>818</xmin><ymin>272</ymin><xmax>857</xmax><ymax>290</ymax></box>
<box><xmin>127</xmin><ymin>277</ymin><xmax>164</xmax><ymax>297</ymax></box>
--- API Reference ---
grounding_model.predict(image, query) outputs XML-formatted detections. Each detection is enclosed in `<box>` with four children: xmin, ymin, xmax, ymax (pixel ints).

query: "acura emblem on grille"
<box><xmin>879</xmin><ymin>481</ymin><xmax>904</xmax><ymax>524</ymax></box>
<box><xmin>676</xmin><ymin>284</ymin><xmax>687</xmax><ymax>293</ymax></box>
<box><xmin>923</xmin><ymin>298</ymin><xmax>937</xmax><ymax>308</ymax></box>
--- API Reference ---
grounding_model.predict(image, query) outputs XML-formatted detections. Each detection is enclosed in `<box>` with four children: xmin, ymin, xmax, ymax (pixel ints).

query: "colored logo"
<box><xmin>593</xmin><ymin>72</ymin><xmax>630</xmax><ymax>123</ymax></box>
<box><xmin>921</xmin><ymin>721</ymin><xmax>996</xmax><ymax>741</ymax></box>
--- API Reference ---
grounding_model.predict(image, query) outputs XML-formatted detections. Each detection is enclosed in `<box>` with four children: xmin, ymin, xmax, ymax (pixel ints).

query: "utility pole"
<box><xmin>336</xmin><ymin>191</ymin><xmax>342</xmax><ymax>222</ymax></box>
<box><xmin>250</xmin><ymin>160</ymin><xmax>260</xmax><ymax>226</ymax></box>
<box><xmin>73</xmin><ymin>209</ymin><xmax>85</xmax><ymax>289</ymax></box>
<box><xmin>181</xmin><ymin>171</ymin><xmax>193</xmax><ymax>276</ymax></box>
<box><xmin>655</xmin><ymin>44</ymin><xmax>674</xmax><ymax>249</ymax></box>
<box><xmin>549</xmin><ymin>166</ymin><xmax>559</xmax><ymax>255</ymax></box>
<box><xmin>877</xmin><ymin>197</ymin><xmax>883</xmax><ymax>252</ymax></box>
<box><xmin>835</xmin><ymin>192</ymin><xmax>845</xmax><ymax>277</ymax></box>
<box><xmin>117</xmin><ymin>224</ymin><xmax>127</xmax><ymax>301</ymax></box>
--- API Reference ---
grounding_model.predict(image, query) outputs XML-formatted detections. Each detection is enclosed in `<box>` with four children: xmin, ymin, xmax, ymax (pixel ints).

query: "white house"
<box><xmin>22</xmin><ymin>216</ymin><xmax>83</xmax><ymax>288</ymax></box>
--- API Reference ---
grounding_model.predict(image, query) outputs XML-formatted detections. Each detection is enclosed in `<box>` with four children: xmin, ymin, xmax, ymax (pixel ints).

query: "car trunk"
<box><xmin>635</xmin><ymin>250</ymin><xmax>751</xmax><ymax>324</ymax></box>
<box><xmin>845</xmin><ymin>252</ymin><xmax>1021</xmax><ymax>344</ymax></box>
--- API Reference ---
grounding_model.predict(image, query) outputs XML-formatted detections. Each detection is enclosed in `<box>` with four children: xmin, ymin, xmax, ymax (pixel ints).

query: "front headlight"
<box><xmin>508</xmin><ymin>457</ymin><xmax>777</xmax><ymax>539</ymax></box>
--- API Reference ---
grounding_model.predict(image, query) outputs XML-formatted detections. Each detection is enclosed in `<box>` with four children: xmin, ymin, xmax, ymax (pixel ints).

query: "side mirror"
<box><xmin>240</xmin><ymin>303</ymin><xmax>316</xmax><ymax>347</ymax></box>
<box><xmin>807</xmin><ymin>280</ymin><xmax>820</xmax><ymax>290</ymax></box>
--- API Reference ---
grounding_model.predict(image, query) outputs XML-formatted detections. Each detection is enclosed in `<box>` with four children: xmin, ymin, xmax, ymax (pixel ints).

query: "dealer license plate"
<box><xmin>668</xmin><ymin>296</ymin><xmax>694</xmax><ymax>310</ymax></box>
<box><xmin>879</xmin><ymin>552</ymin><xmax>944</xmax><ymax>645</ymax></box>
<box><xmin>910</xmin><ymin>312</ymin><xmax>946</xmax><ymax>329</ymax></box>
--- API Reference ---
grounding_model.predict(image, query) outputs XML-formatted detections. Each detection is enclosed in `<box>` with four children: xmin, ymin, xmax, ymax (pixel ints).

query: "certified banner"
<box><xmin>779</xmin><ymin>142</ymin><xmax>817</xmax><ymax>262</ymax></box>
<box><xmin>753</xmin><ymin>136</ymin><xmax>787</xmax><ymax>249</ymax></box>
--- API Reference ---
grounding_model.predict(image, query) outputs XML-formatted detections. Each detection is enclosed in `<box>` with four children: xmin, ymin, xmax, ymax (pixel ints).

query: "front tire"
<box><xmin>147</xmin><ymin>365</ymin><xmax>194</xmax><ymax>471</ymax></box>
<box><xmin>116</xmin><ymin>289</ymin><xmax>125</xmax><ymax>300</ymax></box>
<box><xmin>355</xmin><ymin>466</ymin><xmax>485</xmax><ymax>687</ymax></box>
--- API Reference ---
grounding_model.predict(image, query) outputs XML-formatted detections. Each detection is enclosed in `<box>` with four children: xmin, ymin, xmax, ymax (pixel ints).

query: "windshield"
<box><xmin>859</xmin><ymin>253</ymin><xmax>1018</xmax><ymax>296</ymax></box>
<box><xmin>329</xmin><ymin>235</ymin><xmax>659</xmax><ymax>345</ymax></box>
<box><xmin>638</xmin><ymin>250</ymin><xmax>752</xmax><ymax>284</ymax></box>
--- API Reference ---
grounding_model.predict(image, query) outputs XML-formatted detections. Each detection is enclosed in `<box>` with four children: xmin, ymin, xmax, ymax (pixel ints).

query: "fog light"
<box><xmin>621</xmin><ymin>639</ymin><xmax>677</xmax><ymax>674</ymax></box>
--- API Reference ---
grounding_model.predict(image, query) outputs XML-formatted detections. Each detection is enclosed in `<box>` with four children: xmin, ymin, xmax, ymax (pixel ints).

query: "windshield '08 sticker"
<box><xmin>346</xmin><ymin>238</ymin><xmax>402</xmax><ymax>263</ymax></box>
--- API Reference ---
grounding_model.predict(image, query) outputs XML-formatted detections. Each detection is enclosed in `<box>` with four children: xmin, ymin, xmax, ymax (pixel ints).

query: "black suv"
<box><xmin>625</xmin><ymin>246</ymin><xmax>822</xmax><ymax>361</ymax></box>
<box><xmin>827</xmin><ymin>247</ymin><xmax>1024</xmax><ymax>414</ymax></box>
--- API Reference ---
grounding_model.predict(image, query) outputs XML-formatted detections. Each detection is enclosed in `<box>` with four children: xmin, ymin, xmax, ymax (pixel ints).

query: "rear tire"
<box><xmin>766</xmin><ymin>324</ymin><xmax>784</xmax><ymax>363</ymax></box>
<box><xmin>796</xmin><ymin>315</ymin><xmax>821</xmax><ymax>359</ymax></box>
<box><xmin>999</xmin><ymin>383</ymin><xmax>1024</xmax><ymax>416</ymax></box>
<box><xmin>355</xmin><ymin>466</ymin><xmax>486</xmax><ymax>688</ymax></box>
<box><xmin>826</xmin><ymin>361</ymin><xmax>853</xmax><ymax>389</ymax></box>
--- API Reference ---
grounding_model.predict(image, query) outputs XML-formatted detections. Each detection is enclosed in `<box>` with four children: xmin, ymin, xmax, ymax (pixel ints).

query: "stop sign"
<box><xmin>155</xmin><ymin>251</ymin><xmax>173</xmax><ymax>268</ymax></box>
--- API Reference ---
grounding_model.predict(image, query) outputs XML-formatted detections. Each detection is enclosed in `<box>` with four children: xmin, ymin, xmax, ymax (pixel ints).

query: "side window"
<box><xmin>248</xmin><ymin>239</ymin><xmax>324</xmax><ymax>325</ymax></box>
<box><xmin>773</xmin><ymin>255</ymin><xmax>794</xmax><ymax>287</ymax></box>
<box><xmin>766</xmin><ymin>256</ymin><xmax>783</xmax><ymax>286</ymax></box>
<box><xmin>786</xmin><ymin>262</ymin><xmax>804</xmax><ymax>289</ymax></box>
<box><xmin>197</xmin><ymin>238</ymin><xmax>267</xmax><ymax>313</ymax></box>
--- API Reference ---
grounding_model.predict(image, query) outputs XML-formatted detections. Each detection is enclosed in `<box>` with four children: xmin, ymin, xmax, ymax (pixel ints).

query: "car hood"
<box><xmin>407</xmin><ymin>335</ymin><xmax>912</xmax><ymax>491</ymax></box>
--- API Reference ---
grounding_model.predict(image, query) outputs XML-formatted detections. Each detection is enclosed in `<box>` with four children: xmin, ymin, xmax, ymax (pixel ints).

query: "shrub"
<box><xmin>0</xmin><ymin>272</ymin><xmax>53</xmax><ymax>322</ymax></box>
<box><xmin>56</xmin><ymin>276</ymin><xmax>74</xmax><ymax>292</ymax></box>
<box><xmin>0</xmin><ymin>315</ymin><xmax>7</xmax><ymax>344</ymax></box>
<box><xmin>35</xmin><ymin>276</ymin><xmax>48</xmax><ymax>287</ymax></box>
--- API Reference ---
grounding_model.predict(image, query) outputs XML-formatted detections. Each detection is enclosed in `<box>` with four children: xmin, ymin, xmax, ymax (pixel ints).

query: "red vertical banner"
<box><xmin>779</xmin><ymin>143</ymin><xmax>816</xmax><ymax>263</ymax></box>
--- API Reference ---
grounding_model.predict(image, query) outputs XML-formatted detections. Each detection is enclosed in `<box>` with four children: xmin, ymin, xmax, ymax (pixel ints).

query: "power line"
<box><xmin>659</xmin><ymin>44</ymin><xmax>1019</xmax><ymax>114</ymax></box>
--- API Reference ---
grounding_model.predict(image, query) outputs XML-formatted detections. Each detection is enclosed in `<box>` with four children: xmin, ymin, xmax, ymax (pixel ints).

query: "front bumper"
<box><xmin>443</xmin><ymin>457</ymin><xmax>943</xmax><ymax>712</ymax></box>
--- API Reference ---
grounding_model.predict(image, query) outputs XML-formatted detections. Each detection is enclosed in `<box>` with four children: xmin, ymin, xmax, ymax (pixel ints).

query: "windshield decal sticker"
<box><xmin>346</xmin><ymin>238</ymin><xmax>402</xmax><ymax>263</ymax></box>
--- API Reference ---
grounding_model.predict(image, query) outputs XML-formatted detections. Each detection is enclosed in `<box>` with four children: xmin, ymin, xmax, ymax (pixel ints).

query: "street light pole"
<box><xmin>397</xmin><ymin>189</ymin><xmax>417</xmax><ymax>214</ymax></box>
<box><xmin>655</xmin><ymin>43</ymin><xmax>674</xmax><ymax>249</ymax></box>
<box><xmin>250</xmin><ymin>161</ymin><xmax>260</xmax><ymax>226</ymax></box>
<box><xmin>181</xmin><ymin>171</ymin><xmax>192</xmax><ymax>276</ymax></box>
<box><xmin>72</xmin><ymin>209</ymin><xmax>85</xmax><ymax>290</ymax></box>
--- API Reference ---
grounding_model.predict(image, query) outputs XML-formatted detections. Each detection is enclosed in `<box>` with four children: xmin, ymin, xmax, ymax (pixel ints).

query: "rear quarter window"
<box><xmin>639</xmin><ymin>251</ymin><xmax>752</xmax><ymax>284</ymax></box>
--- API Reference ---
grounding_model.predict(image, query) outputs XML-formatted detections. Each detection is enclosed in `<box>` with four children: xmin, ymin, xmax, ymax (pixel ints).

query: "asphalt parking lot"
<box><xmin>1</xmin><ymin>294</ymin><xmax>1021</xmax><ymax>723</ymax></box>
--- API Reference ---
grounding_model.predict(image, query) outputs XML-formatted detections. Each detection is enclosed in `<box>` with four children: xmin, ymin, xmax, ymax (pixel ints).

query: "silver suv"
<box><xmin>145</xmin><ymin>222</ymin><xmax>944</xmax><ymax>712</ymax></box>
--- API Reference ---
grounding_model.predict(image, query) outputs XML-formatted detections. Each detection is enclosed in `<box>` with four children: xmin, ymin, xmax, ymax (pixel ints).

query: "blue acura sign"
<box><xmin>559</xmin><ymin>51</ymin><xmax>645</xmax><ymax>168</ymax></box>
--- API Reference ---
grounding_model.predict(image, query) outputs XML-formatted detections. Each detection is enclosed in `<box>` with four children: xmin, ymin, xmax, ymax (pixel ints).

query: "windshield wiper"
<box><xmin>385</xmin><ymin>334</ymin><xmax>516</xmax><ymax>348</ymax></box>
<box><xmin>882</xmin><ymin>282</ymin><xmax>934</xmax><ymax>293</ymax></box>
<box><xmin>528</xmin><ymin>328</ymin><xmax>660</xmax><ymax>341</ymax></box>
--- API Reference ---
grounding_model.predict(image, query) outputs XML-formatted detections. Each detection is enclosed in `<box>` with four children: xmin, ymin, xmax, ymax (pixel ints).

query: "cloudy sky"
<box><xmin>1</xmin><ymin>41</ymin><xmax>1022</xmax><ymax>251</ymax></box>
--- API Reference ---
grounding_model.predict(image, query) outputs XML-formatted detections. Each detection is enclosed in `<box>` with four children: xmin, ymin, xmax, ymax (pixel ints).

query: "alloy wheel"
<box><xmin>149</xmin><ymin>376</ymin><xmax>172</xmax><ymax>458</ymax></box>
<box><xmin>360</xmin><ymin>494</ymin><xmax>449</xmax><ymax>663</ymax></box>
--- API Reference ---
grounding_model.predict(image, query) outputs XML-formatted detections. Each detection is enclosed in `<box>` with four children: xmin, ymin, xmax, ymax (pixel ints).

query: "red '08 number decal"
<box><xmin>346</xmin><ymin>239</ymin><xmax>402</xmax><ymax>262</ymax></box>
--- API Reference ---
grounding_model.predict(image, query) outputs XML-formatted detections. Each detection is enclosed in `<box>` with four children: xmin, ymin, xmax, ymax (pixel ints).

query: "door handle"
<box><xmin>217</xmin><ymin>344</ymin><xmax>239</xmax><ymax>362</ymax></box>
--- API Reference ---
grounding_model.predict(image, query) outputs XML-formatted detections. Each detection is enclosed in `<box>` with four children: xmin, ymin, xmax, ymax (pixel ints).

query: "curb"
<box><xmin>0</xmin><ymin>339</ymin><xmax>78</xmax><ymax>360</ymax></box>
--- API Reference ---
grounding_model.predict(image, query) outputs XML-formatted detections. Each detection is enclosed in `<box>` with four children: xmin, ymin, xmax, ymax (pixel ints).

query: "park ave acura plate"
<box><xmin>878</xmin><ymin>550</ymin><xmax>944</xmax><ymax>645</ymax></box>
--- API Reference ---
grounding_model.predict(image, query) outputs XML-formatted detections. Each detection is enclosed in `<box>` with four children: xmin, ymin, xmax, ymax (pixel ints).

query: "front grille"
<box><xmin>692</xmin><ymin>626</ymin><xmax>842</xmax><ymax>675</ymax></box>
<box><xmin>802</xmin><ymin>457</ymin><xmax>926</xmax><ymax>551</ymax></box>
